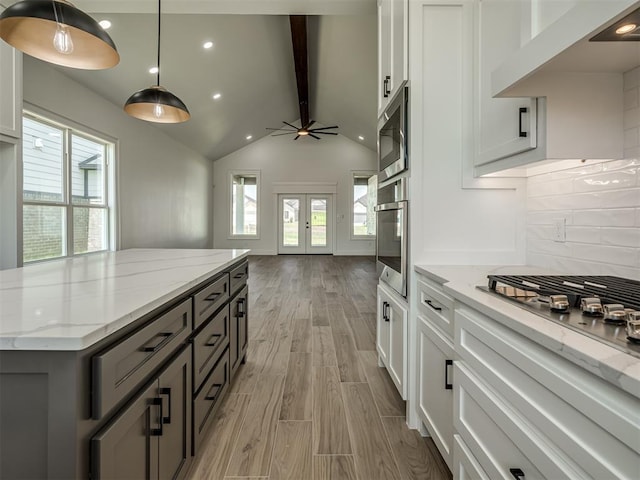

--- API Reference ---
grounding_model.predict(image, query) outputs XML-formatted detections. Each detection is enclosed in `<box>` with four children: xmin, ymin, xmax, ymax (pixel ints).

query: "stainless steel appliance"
<box><xmin>378</xmin><ymin>81</ymin><xmax>408</xmax><ymax>183</ymax></box>
<box><xmin>375</xmin><ymin>178</ymin><xmax>408</xmax><ymax>297</ymax></box>
<box><xmin>478</xmin><ymin>275</ymin><xmax>640</xmax><ymax>358</ymax></box>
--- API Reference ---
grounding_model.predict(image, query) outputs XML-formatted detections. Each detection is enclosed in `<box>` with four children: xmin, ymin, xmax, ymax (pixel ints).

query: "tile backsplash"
<box><xmin>526</xmin><ymin>67</ymin><xmax>640</xmax><ymax>280</ymax></box>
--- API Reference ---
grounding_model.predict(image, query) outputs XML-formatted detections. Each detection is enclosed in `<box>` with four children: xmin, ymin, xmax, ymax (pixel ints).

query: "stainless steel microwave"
<box><xmin>378</xmin><ymin>81</ymin><xmax>408</xmax><ymax>183</ymax></box>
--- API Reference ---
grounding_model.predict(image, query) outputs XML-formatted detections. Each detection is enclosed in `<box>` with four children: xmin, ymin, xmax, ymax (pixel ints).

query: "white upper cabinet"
<box><xmin>378</xmin><ymin>0</ymin><xmax>407</xmax><ymax>115</ymax></box>
<box><xmin>474</xmin><ymin>0</ymin><xmax>538</xmax><ymax>167</ymax></box>
<box><xmin>0</xmin><ymin>38</ymin><xmax>22</xmax><ymax>140</ymax></box>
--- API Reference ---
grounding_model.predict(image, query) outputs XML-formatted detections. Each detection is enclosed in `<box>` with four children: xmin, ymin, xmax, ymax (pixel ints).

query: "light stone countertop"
<box><xmin>0</xmin><ymin>248</ymin><xmax>250</xmax><ymax>351</ymax></box>
<box><xmin>415</xmin><ymin>265</ymin><xmax>640</xmax><ymax>398</ymax></box>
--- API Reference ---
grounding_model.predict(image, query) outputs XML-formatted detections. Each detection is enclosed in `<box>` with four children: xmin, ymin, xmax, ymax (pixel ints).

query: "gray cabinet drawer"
<box><xmin>193</xmin><ymin>305</ymin><xmax>229</xmax><ymax>393</ymax></box>
<box><xmin>193</xmin><ymin>274</ymin><xmax>229</xmax><ymax>330</ymax></box>
<box><xmin>193</xmin><ymin>348</ymin><xmax>229</xmax><ymax>455</ymax></box>
<box><xmin>229</xmin><ymin>261</ymin><xmax>248</xmax><ymax>296</ymax></box>
<box><xmin>92</xmin><ymin>298</ymin><xmax>191</xmax><ymax>420</ymax></box>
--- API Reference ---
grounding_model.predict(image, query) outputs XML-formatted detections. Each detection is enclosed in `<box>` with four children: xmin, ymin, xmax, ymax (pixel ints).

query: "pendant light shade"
<box><xmin>0</xmin><ymin>0</ymin><xmax>119</xmax><ymax>69</ymax></box>
<box><xmin>124</xmin><ymin>86</ymin><xmax>190</xmax><ymax>123</ymax></box>
<box><xmin>123</xmin><ymin>0</ymin><xmax>189</xmax><ymax>124</ymax></box>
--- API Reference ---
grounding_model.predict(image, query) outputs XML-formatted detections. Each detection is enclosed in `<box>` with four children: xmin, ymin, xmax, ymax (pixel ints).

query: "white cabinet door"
<box><xmin>453</xmin><ymin>435</ymin><xmax>490</xmax><ymax>480</ymax></box>
<box><xmin>417</xmin><ymin>315</ymin><xmax>454</xmax><ymax>470</ymax></box>
<box><xmin>475</xmin><ymin>0</ymin><xmax>536</xmax><ymax>167</ymax></box>
<box><xmin>390</xmin><ymin>0</ymin><xmax>407</xmax><ymax>97</ymax></box>
<box><xmin>378</xmin><ymin>0</ymin><xmax>392</xmax><ymax>112</ymax></box>
<box><xmin>378</xmin><ymin>0</ymin><xmax>407</xmax><ymax>114</ymax></box>
<box><xmin>0</xmin><ymin>40</ymin><xmax>21</xmax><ymax>139</ymax></box>
<box><xmin>376</xmin><ymin>283</ymin><xmax>407</xmax><ymax>399</ymax></box>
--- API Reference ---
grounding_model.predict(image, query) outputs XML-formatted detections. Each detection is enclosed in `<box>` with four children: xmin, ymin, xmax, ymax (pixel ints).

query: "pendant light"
<box><xmin>0</xmin><ymin>0</ymin><xmax>119</xmax><ymax>69</ymax></box>
<box><xmin>123</xmin><ymin>0</ymin><xmax>189</xmax><ymax>124</ymax></box>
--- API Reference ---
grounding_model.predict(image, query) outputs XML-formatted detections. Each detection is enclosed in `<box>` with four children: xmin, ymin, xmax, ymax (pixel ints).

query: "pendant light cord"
<box><xmin>156</xmin><ymin>0</ymin><xmax>161</xmax><ymax>86</ymax></box>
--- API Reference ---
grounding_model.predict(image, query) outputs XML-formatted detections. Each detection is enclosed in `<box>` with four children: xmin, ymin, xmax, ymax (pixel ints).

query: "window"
<box><xmin>352</xmin><ymin>173</ymin><xmax>377</xmax><ymax>238</ymax></box>
<box><xmin>22</xmin><ymin>113</ymin><xmax>114</xmax><ymax>263</ymax></box>
<box><xmin>230</xmin><ymin>171</ymin><xmax>259</xmax><ymax>237</ymax></box>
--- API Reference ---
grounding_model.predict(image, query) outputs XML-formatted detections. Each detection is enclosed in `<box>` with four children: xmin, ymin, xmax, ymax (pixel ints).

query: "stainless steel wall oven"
<box><xmin>375</xmin><ymin>178</ymin><xmax>408</xmax><ymax>297</ymax></box>
<box><xmin>378</xmin><ymin>81</ymin><xmax>408</xmax><ymax>183</ymax></box>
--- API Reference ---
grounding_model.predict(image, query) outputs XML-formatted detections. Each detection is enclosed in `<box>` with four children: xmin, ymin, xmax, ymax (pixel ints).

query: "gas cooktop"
<box><xmin>478</xmin><ymin>275</ymin><xmax>640</xmax><ymax>359</ymax></box>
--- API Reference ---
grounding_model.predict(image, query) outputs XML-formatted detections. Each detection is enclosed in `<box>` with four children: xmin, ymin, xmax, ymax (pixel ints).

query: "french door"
<box><xmin>278</xmin><ymin>194</ymin><xmax>333</xmax><ymax>254</ymax></box>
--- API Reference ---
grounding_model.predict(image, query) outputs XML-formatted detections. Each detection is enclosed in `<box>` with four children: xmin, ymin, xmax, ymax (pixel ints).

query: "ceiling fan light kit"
<box><xmin>124</xmin><ymin>0</ymin><xmax>190</xmax><ymax>124</ymax></box>
<box><xmin>0</xmin><ymin>0</ymin><xmax>119</xmax><ymax>69</ymax></box>
<box><xmin>267</xmin><ymin>15</ymin><xmax>338</xmax><ymax>140</ymax></box>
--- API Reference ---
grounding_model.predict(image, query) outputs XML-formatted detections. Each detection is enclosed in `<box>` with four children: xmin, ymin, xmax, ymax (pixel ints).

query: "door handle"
<box><xmin>509</xmin><ymin>468</ymin><xmax>525</xmax><ymax>480</ymax></box>
<box><xmin>237</xmin><ymin>298</ymin><xmax>246</xmax><ymax>318</ymax></box>
<box><xmin>444</xmin><ymin>359</ymin><xmax>453</xmax><ymax>390</ymax></box>
<box><xmin>518</xmin><ymin>107</ymin><xmax>528</xmax><ymax>138</ymax></box>
<box><xmin>382</xmin><ymin>301</ymin><xmax>390</xmax><ymax>322</ymax></box>
<box><xmin>159</xmin><ymin>387</ymin><xmax>171</xmax><ymax>425</ymax></box>
<box><xmin>383</xmin><ymin>75</ymin><xmax>391</xmax><ymax>97</ymax></box>
<box><xmin>150</xmin><ymin>397</ymin><xmax>163</xmax><ymax>436</ymax></box>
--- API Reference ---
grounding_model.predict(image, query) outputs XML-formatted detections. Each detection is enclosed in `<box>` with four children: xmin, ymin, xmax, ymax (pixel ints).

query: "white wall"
<box><xmin>22</xmin><ymin>57</ymin><xmax>213</xmax><ymax>250</ymax></box>
<box><xmin>212</xmin><ymin>131</ymin><xmax>376</xmax><ymax>255</ymax></box>
<box><xmin>525</xmin><ymin>67</ymin><xmax>640</xmax><ymax>280</ymax></box>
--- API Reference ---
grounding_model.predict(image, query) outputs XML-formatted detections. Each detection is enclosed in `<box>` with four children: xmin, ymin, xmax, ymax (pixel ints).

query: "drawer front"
<box><xmin>193</xmin><ymin>305</ymin><xmax>230</xmax><ymax>393</ymax></box>
<box><xmin>453</xmin><ymin>435</ymin><xmax>490</xmax><ymax>480</ymax></box>
<box><xmin>193</xmin><ymin>348</ymin><xmax>230</xmax><ymax>455</ymax></box>
<box><xmin>417</xmin><ymin>277</ymin><xmax>454</xmax><ymax>338</ymax></box>
<box><xmin>229</xmin><ymin>260</ymin><xmax>248</xmax><ymax>296</ymax></box>
<box><xmin>454</xmin><ymin>362</ymin><xmax>564</xmax><ymax>480</ymax></box>
<box><xmin>456</xmin><ymin>308</ymin><xmax>640</xmax><ymax>479</ymax></box>
<box><xmin>92</xmin><ymin>298</ymin><xmax>191</xmax><ymax>420</ymax></box>
<box><xmin>193</xmin><ymin>274</ymin><xmax>229</xmax><ymax>330</ymax></box>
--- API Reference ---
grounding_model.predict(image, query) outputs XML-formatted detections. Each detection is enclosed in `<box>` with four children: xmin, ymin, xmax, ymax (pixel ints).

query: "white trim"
<box><xmin>228</xmin><ymin>169</ymin><xmax>261</xmax><ymax>240</ymax></box>
<box><xmin>350</xmin><ymin>170</ymin><xmax>377</xmax><ymax>241</ymax></box>
<box><xmin>272</xmin><ymin>181</ymin><xmax>337</xmax><ymax>194</ymax></box>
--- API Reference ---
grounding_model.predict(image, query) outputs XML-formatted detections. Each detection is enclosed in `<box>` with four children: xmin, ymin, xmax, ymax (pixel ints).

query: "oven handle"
<box><xmin>374</xmin><ymin>201</ymin><xmax>407</xmax><ymax>212</ymax></box>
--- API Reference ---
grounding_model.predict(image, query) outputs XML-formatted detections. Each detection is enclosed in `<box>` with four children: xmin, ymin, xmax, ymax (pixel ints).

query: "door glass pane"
<box><xmin>23</xmin><ymin>205</ymin><xmax>65</xmax><ymax>262</ymax></box>
<box><xmin>71</xmin><ymin>134</ymin><xmax>105</xmax><ymax>205</ymax></box>
<box><xmin>282</xmin><ymin>198</ymin><xmax>299</xmax><ymax>246</ymax></box>
<box><xmin>73</xmin><ymin>207</ymin><xmax>107</xmax><ymax>254</ymax></box>
<box><xmin>22</xmin><ymin>117</ymin><xmax>64</xmax><ymax>203</ymax></box>
<box><xmin>310</xmin><ymin>198</ymin><xmax>327</xmax><ymax>247</ymax></box>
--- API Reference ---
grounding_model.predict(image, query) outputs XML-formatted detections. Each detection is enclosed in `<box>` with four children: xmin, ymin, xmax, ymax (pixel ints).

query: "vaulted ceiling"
<box><xmin>45</xmin><ymin>0</ymin><xmax>378</xmax><ymax>160</ymax></box>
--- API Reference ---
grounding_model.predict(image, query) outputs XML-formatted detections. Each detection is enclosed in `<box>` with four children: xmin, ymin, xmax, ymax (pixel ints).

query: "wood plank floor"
<box><xmin>188</xmin><ymin>255</ymin><xmax>452</xmax><ymax>480</ymax></box>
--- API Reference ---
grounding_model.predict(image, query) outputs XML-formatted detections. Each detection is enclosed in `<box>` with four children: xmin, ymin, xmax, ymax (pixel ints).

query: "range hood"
<box><xmin>591</xmin><ymin>6</ymin><xmax>640</xmax><ymax>41</ymax></box>
<box><xmin>493</xmin><ymin>0</ymin><xmax>640</xmax><ymax>97</ymax></box>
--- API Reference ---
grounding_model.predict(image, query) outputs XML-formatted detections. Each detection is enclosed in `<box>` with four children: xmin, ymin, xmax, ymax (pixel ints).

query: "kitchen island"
<box><xmin>414</xmin><ymin>264</ymin><xmax>640</xmax><ymax>479</ymax></box>
<box><xmin>0</xmin><ymin>248</ymin><xmax>250</xmax><ymax>480</ymax></box>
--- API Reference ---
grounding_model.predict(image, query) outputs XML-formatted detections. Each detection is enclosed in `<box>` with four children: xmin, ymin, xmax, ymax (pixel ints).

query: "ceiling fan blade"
<box><xmin>271</xmin><ymin>132</ymin><xmax>296</xmax><ymax>136</ymax></box>
<box><xmin>294</xmin><ymin>135</ymin><xmax>300</xmax><ymax>140</ymax></box>
<box><xmin>290</xmin><ymin>16</ymin><xmax>310</xmax><ymax>129</ymax></box>
<box><xmin>306</xmin><ymin>120</ymin><xmax>315</xmax><ymax>129</ymax></box>
<box><xmin>283</xmin><ymin>121</ymin><xmax>300</xmax><ymax>130</ymax></box>
<box><xmin>309</xmin><ymin>133</ymin><xmax>321</xmax><ymax>140</ymax></box>
<box><xmin>309</xmin><ymin>126</ymin><xmax>339</xmax><ymax>131</ymax></box>
<box><xmin>314</xmin><ymin>131</ymin><xmax>338</xmax><ymax>135</ymax></box>
<box><xmin>266</xmin><ymin>127</ymin><xmax>296</xmax><ymax>131</ymax></box>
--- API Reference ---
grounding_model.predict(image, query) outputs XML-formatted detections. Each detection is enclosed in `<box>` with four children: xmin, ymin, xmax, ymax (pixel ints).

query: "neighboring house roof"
<box><xmin>78</xmin><ymin>154</ymin><xmax>102</xmax><ymax>170</ymax></box>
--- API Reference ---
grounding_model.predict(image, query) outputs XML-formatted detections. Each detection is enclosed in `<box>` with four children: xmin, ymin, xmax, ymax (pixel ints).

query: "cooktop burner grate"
<box><xmin>487</xmin><ymin>275</ymin><xmax>640</xmax><ymax>311</ymax></box>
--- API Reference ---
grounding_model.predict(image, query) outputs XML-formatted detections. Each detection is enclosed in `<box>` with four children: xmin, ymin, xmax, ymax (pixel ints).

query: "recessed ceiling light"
<box><xmin>149</xmin><ymin>66</ymin><xmax>159</xmax><ymax>74</ymax></box>
<box><xmin>203</xmin><ymin>41</ymin><xmax>214</xmax><ymax>49</ymax></box>
<box><xmin>358</xmin><ymin>135</ymin><xmax>364</xmax><ymax>141</ymax></box>
<box><xmin>212</xmin><ymin>93</ymin><xmax>221</xmax><ymax>100</ymax></box>
<box><xmin>246</xmin><ymin>135</ymin><xmax>253</xmax><ymax>140</ymax></box>
<box><xmin>616</xmin><ymin>23</ymin><xmax>637</xmax><ymax>35</ymax></box>
<box><xmin>98</xmin><ymin>20</ymin><xmax>112</xmax><ymax>30</ymax></box>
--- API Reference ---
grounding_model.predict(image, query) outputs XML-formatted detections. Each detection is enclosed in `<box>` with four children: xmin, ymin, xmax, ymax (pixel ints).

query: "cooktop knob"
<box><xmin>603</xmin><ymin>304</ymin><xmax>627</xmax><ymax>324</ymax></box>
<box><xmin>549</xmin><ymin>295</ymin><xmax>570</xmax><ymax>312</ymax></box>
<box><xmin>580</xmin><ymin>297</ymin><xmax>603</xmax><ymax>316</ymax></box>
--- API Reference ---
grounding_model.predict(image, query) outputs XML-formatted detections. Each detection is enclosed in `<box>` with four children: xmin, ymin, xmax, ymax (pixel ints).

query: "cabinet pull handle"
<box><xmin>205</xmin><ymin>333</ymin><xmax>221</xmax><ymax>347</ymax></box>
<box><xmin>150</xmin><ymin>397</ymin><xmax>163</xmax><ymax>436</ymax></box>
<box><xmin>141</xmin><ymin>332</ymin><xmax>173</xmax><ymax>353</ymax></box>
<box><xmin>205</xmin><ymin>383</ymin><xmax>223</xmax><ymax>402</ymax></box>
<box><xmin>159</xmin><ymin>387</ymin><xmax>171</xmax><ymax>425</ymax></box>
<box><xmin>237</xmin><ymin>298</ymin><xmax>246</xmax><ymax>318</ymax></box>
<box><xmin>509</xmin><ymin>468</ymin><xmax>525</xmax><ymax>480</ymax></box>
<box><xmin>382</xmin><ymin>301</ymin><xmax>390</xmax><ymax>322</ymax></box>
<box><xmin>518</xmin><ymin>107</ymin><xmax>528</xmax><ymax>138</ymax></box>
<box><xmin>383</xmin><ymin>75</ymin><xmax>391</xmax><ymax>98</ymax></box>
<box><xmin>233</xmin><ymin>272</ymin><xmax>244</xmax><ymax>279</ymax></box>
<box><xmin>444</xmin><ymin>359</ymin><xmax>453</xmax><ymax>390</ymax></box>
<box><xmin>205</xmin><ymin>291</ymin><xmax>222</xmax><ymax>302</ymax></box>
<box><xmin>425</xmin><ymin>299</ymin><xmax>442</xmax><ymax>312</ymax></box>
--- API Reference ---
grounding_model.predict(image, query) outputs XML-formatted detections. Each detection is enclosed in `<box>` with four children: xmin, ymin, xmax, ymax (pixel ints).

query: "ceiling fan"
<box><xmin>267</xmin><ymin>16</ymin><xmax>339</xmax><ymax>140</ymax></box>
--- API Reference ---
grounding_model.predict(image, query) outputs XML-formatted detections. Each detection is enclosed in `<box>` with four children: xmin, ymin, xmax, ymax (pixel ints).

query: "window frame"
<box><xmin>22</xmin><ymin>109</ymin><xmax>117</xmax><ymax>264</ymax></box>
<box><xmin>350</xmin><ymin>171</ymin><xmax>377</xmax><ymax>240</ymax></box>
<box><xmin>228</xmin><ymin>169</ymin><xmax>261</xmax><ymax>240</ymax></box>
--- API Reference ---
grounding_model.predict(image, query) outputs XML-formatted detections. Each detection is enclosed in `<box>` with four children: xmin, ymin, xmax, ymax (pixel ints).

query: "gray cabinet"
<box><xmin>230</xmin><ymin>284</ymin><xmax>248</xmax><ymax>379</ymax></box>
<box><xmin>91</xmin><ymin>346</ymin><xmax>192</xmax><ymax>480</ymax></box>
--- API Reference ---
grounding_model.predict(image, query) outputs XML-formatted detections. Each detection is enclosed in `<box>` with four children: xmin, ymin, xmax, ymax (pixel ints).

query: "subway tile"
<box><xmin>625</xmin><ymin>146</ymin><xmax>640</xmax><ymax>159</ymax></box>
<box><xmin>624</xmin><ymin>128</ymin><xmax>639</xmax><ymax>151</ymax></box>
<box><xmin>565</xmin><ymin>226</ymin><xmax>601</xmax><ymax>244</ymax></box>
<box><xmin>600</xmin><ymin>227</ymin><xmax>640</xmax><ymax>248</ymax></box>
<box><xmin>595</xmin><ymin>189</ymin><xmax>640</xmax><ymax>209</ymax></box>
<box><xmin>601</xmin><ymin>158</ymin><xmax>640</xmax><ymax>171</ymax></box>
<box><xmin>625</xmin><ymin>87</ymin><xmax>639</xmax><ymax>110</ymax></box>
<box><xmin>624</xmin><ymin>106</ymin><xmax>640</xmax><ymax>129</ymax></box>
<box><xmin>636</xmin><ymin>208</ymin><xmax>640</xmax><ymax>227</ymax></box>
<box><xmin>527</xmin><ymin>210</ymin><xmax>573</xmax><ymax>226</ymax></box>
<box><xmin>527</xmin><ymin>178</ymin><xmax>573</xmax><ymax>197</ymax></box>
<box><xmin>571</xmin><ymin>244</ymin><xmax>637</xmax><ymax>267</ymax></box>
<box><xmin>528</xmin><ymin>238</ymin><xmax>572</xmax><ymax>257</ymax></box>
<box><xmin>573</xmin><ymin>169</ymin><xmax>637</xmax><ymax>193</ymax></box>
<box><xmin>624</xmin><ymin>67</ymin><xmax>639</xmax><ymax>90</ymax></box>
<box><xmin>572</xmin><ymin>209</ymin><xmax>636</xmax><ymax>227</ymax></box>
<box><xmin>526</xmin><ymin>224</ymin><xmax>554</xmax><ymax>242</ymax></box>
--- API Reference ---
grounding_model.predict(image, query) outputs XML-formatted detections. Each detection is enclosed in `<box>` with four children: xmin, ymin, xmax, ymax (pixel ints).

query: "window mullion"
<box><xmin>65</xmin><ymin>128</ymin><xmax>73</xmax><ymax>257</ymax></box>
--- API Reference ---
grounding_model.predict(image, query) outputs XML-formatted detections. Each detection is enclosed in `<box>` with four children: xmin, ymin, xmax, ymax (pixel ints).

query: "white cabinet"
<box><xmin>454</xmin><ymin>306</ymin><xmax>640</xmax><ymax>480</ymax></box>
<box><xmin>377</xmin><ymin>0</ymin><xmax>407</xmax><ymax>114</ymax></box>
<box><xmin>474</xmin><ymin>0</ymin><xmax>537</xmax><ymax>168</ymax></box>
<box><xmin>377</xmin><ymin>282</ymin><xmax>407</xmax><ymax>399</ymax></box>
<box><xmin>0</xmin><ymin>35</ymin><xmax>22</xmax><ymax>139</ymax></box>
<box><xmin>417</xmin><ymin>314</ymin><xmax>454</xmax><ymax>470</ymax></box>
